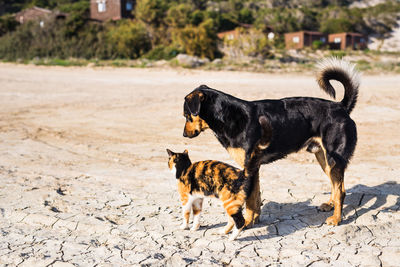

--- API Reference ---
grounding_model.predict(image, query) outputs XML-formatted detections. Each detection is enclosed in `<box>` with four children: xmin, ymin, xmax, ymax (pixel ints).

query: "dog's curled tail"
<box><xmin>316</xmin><ymin>57</ymin><xmax>361</xmax><ymax>114</ymax></box>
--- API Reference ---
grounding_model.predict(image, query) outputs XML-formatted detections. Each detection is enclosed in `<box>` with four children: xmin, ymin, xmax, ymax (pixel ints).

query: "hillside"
<box><xmin>0</xmin><ymin>0</ymin><xmax>399</xmax><ymax>62</ymax></box>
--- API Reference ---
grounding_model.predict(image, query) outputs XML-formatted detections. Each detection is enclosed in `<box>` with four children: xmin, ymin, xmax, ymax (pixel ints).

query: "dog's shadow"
<box><xmin>237</xmin><ymin>181</ymin><xmax>400</xmax><ymax>241</ymax></box>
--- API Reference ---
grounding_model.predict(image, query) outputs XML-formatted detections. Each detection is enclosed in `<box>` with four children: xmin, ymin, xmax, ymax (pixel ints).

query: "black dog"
<box><xmin>183</xmin><ymin>58</ymin><xmax>359</xmax><ymax>226</ymax></box>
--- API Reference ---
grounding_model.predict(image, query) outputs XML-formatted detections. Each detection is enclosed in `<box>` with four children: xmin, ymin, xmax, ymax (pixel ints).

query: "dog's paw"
<box><xmin>319</xmin><ymin>203</ymin><xmax>334</xmax><ymax>212</ymax></box>
<box><xmin>325</xmin><ymin>216</ymin><xmax>340</xmax><ymax>226</ymax></box>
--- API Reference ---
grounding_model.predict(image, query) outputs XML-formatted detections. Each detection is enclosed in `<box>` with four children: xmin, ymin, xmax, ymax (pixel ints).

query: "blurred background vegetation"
<box><xmin>0</xmin><ymin>0</ymin><xmax>399</xmax><ymax>64</ymax></box>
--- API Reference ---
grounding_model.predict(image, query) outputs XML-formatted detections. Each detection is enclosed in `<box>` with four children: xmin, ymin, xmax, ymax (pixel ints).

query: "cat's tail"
<box><xmin>243</xmin><ymin>116</ymin><xmax>272</xmax><ymax>196</ymax></box>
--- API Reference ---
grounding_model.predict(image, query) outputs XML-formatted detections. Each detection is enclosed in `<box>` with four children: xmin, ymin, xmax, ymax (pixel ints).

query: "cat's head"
<box><xmin>166</xmin><ymin>149</ymin><xmax>191</xmax><ymax>178</ymax></box>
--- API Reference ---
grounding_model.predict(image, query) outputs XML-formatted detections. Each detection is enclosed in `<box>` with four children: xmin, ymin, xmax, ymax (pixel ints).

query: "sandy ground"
<box><xmin>0</xmin><ymin>63</ymin><xmax>399</xmax><ymax>266</ymax></box>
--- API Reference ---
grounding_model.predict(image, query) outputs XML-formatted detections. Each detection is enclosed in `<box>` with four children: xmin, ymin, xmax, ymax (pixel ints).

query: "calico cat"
<box><xmin>167</xmin><ymin>116</ymin><xmax>272</xmax><ymax>240</ymax></box>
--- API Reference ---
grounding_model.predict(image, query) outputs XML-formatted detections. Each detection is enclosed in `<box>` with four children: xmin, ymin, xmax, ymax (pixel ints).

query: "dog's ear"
<box><xmin>166</xmin><ymin>149</ymin><xmax>174</xmax><ymax>157</ymax></box>
<box><xmin>185</xmin><ymin>91</ymin><xmax>204</xmax><ymax>116</ymax></box>
<box><xmin>183</xmin><ymin>149</ymin><xmax>188</xmax><ymax>155</ymax></box>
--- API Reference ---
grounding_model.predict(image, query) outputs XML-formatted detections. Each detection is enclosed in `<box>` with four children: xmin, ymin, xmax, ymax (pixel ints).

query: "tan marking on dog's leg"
<box><xmin>226</xmin><ymin>147</ymin><xmax>261</xmax><ymax>227</ymax></box>
<box><xmin>244</xmin><ymin>172</ymin><xmax>261</xmax><ymax>228</ymax></box>
<box><xmin>227</xmin><ymin>147</ymin><xmax>245</xmax><ymax>168</ymax></box>
<box><xmin>325</xmin><ymin>166</ymin><xmax>345</xmax><ymax>226</ymax></box>
<box><xmin>313</xmin><ymin>138</ymin><xmax>334</xmax><ymax>212</ymax></box>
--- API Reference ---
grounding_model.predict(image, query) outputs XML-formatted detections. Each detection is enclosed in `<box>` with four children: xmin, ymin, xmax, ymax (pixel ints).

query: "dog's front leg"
<box><xmin>244</xmin><ymin>173</ymin><xmax>261</xmax><ymax>227</ymax></box>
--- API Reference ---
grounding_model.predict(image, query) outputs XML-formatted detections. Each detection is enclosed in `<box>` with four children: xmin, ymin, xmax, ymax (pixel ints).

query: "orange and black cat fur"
<box><xmin>167</xmin><ymin>116</ymin><xmax>272</xmax><ymax>240</ymax></box>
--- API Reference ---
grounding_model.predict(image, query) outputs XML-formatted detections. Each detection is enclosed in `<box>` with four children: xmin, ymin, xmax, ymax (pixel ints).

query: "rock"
<box><xmin>211</xmin><ymin>58</ymin><xmax>222</xmax><ymax>66</ymax></box>
<box><xmin>176</xmin><ymin>54</ymin><xmax>208</xmax><ymax>68</ymax></box>
<box><xmin>154</xmin><ymin>60</ymin><xmax>168</xmax><ymax>67</ymax></box>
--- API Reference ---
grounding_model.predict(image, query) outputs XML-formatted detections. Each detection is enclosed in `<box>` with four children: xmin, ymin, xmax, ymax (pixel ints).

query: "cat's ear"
<box><xmin>166</xmin><ymin>149</ymin><xmax>174</xmax><ymax>157</ymax></box>
<box><xmin>183</xmin><ymin>149</ymin><xmax>188</xmax><ymax>155</ymax></box>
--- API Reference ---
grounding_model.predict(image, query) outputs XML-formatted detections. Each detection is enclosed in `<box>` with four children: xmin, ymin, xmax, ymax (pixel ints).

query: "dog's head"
<box><xmin>183</xmin><ymin>88</ymin><xmax>209</xmax><ymax>138</ymax></box>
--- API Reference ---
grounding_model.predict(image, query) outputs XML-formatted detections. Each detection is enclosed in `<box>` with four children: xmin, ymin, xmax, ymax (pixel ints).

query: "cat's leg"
<box><xmin>180</xmin><ymin>194</ymin><xmax>192</xmax><ymax>230</ymax></box>
<box><xmin>191</xmin><ymin>198</ymin><xmax>203</xmax><ymax>231</ymax></box>
<box><xmin>219</xmin><ymin>216</ymin><xmax>234</xmax><ymax>235</ymax></box>
<box><xmin>222</xmin><ymin>192</ymin><xmax>246</xmax><ymax>240</ymax></box>
<box><xmin>229</xmin><ymin>211</ymin><xmax>245</xmax><ymax>241</ymax></box>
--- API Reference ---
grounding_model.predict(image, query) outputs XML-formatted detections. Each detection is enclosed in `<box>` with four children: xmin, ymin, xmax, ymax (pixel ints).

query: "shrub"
<box><xmin>135</xmin><ymin>0</ymin><xmax>168</xmax><ymax>28</ymax></box>
<box><xmin>173</xmin><ymin>19</ymin><xmax>220</xmax><ymax>59</ymax></box>
<box><xmin>144</xmin><ymin>45</ymin><xmax>180</xmax><ymax>60</ymax></box>
<box><xmin>320</xmin><ymin>18</ymin><xmax>352</xmax><ymax>33</ymax></box>
<box><xmin>107</xmin><ymin>21</ymin><xmax>151</xmax><ymax>59</ymax></box>
<box><xmin>312</xmin><ymin>40</ymin><xmax>324</xmax><ymax>50</ymax></box>
<box><xmin>238</xmin><ymin>8</ymin><xmax>254</xmax><ymax>24</ymax></box>
<box><xmin>329</xmin><ymin>50</ymin><xmax>346</xmax><ymax>58</ymax></box>
<box><xmin>165</xmin><ymin>3</ymin><xmax>192</xmax><ymax>29</ymax></box>
<box><xmin>0</xmin><ymin>19</ymin><xmax>112</xmax><ymax>60</ymax></box>
<box><xmin>0</xmin><ymin>14</ymin><xmax>19</xmax><ymax>36</ymax></box>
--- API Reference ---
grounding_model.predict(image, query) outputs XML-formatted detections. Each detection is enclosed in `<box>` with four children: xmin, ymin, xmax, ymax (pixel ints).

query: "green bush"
<box><xmin>144</xmin><ymin>45</ymin><xmax>180</xmax><ymax>60</ymax></box>
<box><xmin>107</xmin><ymin>21</ymin><xmax>151</xmax><ymax>59</ymax></box>
<box><xmin>165</xmin><ymin>3</ymin><xmax>192</xmax><ymax>29</ymax></box>
<box><xmin>190</xmin><ymin>10</ymin><xmax>205</xmax><ymax>26</ymax></box>
<box><xmin>320</xmin><ymin>18</ymin><xmax>352</xmax><ymax>33</ymax></box>
<box><xmin>329</xmin><ymin>50</ymin><xmax>346</xmax><ymax>59</ymax></box>
<box><xmin>0</xmin><ymin>14</ymin><xmax>19</xmax><ymax>36</ymax></box>
<box><xmin>238</xmin><ymin>8</ymin><xmax>254</xmax><ymax>24</ymax></box>
<box><xmin>135</xmin><ymin>0</ymin><xmax>168</xmax><ymax>28</ymax></box>
<box><xmin>0</xmin><ymin>19</ymin><xmax>112</xmax><ymax>60</ymax></box>
<box><xmin>312</xmin><ymin>40</ymin><xmax>324</xmax><ymax>50</ymax></box>
<box><xmin>173</xmin><ymin>18</ymin><xmax>220</xmax><ymax>59</ymax></box>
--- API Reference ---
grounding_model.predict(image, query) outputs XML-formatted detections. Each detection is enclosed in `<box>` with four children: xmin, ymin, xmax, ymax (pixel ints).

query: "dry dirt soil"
<box><xmin>0</xmin><ymin>63</ymin><xmax>399</xmax><ymax>266</ymax></box>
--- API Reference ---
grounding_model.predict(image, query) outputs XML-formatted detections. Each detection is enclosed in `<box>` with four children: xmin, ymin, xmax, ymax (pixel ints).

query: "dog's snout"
<box><xmin>183</xmin><ymin>131</ymin><xmax>188</xmax><ymax>137</ymax></box>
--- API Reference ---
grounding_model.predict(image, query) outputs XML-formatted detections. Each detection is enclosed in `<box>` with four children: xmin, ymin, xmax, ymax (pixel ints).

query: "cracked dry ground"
<box><xmin>0</xmin><ymin>64</ymin><xmax>399</xmax><ymax>267</ymax></box>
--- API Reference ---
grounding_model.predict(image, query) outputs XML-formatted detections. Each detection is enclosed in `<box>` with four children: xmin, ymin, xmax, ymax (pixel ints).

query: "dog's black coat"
<box><xmin>184</xmin><ymin>73</ymin><xmax>357</xmax><ymax>171</ymax></box>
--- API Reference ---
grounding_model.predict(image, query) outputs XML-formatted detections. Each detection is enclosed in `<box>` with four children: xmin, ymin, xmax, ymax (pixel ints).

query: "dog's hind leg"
<box><xmin>316</xmin><ymin>151</ymin><xmax>335</xmax><ymax>211</ymax></box>
<box><xmin>311</xmin><ymin>138</ymin><xmax>335</xmax><ymax>212</ymax></box>
<box><xmin>315</xmin><ymin>146</ymin><xmax>345</xmax><ymax>225</ymax></box>
<box><xmin>325</xmin><ymin>166</ymin><xmax>345</xmax><ymax>226</ymax></box>
<box><xmin>316</xmin><ymin>120</ymin><xmax>356</xmax><ymax>225</ymax></box>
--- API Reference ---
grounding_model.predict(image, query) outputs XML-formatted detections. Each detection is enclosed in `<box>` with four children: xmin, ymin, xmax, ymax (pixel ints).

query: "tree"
<box><xmin>320</xmin><ymin>18</ymin><xmax>352</xmax><ymax>33</ymax></box>
<box><xmin>165</xmin><ymin>3</ymin><xmax>192</xmax><ymax>29</ymax></box>
<box><xmin>108</xmin><ymin>21</ymin><xmax>151</xmax><ymax>59</ymax></box>
<box><xmin>135</xmin><ymin>0</ymin><xmax>168</xmax><ymax>28</ymax></box>
<box><xmin>174</xmin><ymin>18</ymin><xmax>219</xmax><ymax>59</ymax></box>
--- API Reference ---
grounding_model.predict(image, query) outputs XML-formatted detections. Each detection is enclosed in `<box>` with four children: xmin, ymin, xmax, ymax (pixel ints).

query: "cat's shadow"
<box><xmin>232</xmin><ymin>181</ymin><xmax>400</xmax><ymax>241</ymax></box>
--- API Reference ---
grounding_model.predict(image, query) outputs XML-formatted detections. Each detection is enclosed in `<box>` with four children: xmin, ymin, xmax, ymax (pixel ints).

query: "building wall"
<box><xmin>285</xmin><ymin>32</ymin><xmax>304</xmax><ymax>49</ymax></box>
<box><xmin>328</xmin><ymin>33</ymin><xmax>367</xmax><ymax>50</ymax></box>
<box><xmin>90</xmin><ymin>0</ymin><xmax>134</xmax><ymax>21</ymax></box>
<box><xmin>15</xmin><ymin>8</ymin><xmax>51</xmax><ymax>23</ymax></box>
<box><xmin>285</xmin><ymin>32</ymin><xmax>327</xmax><ymax>49</ymax></box>
<box><xmin>328</xmin><ymin>33</ymin><xmax>345</xmax><ymax>49</ymax></box>
<box><xmin>90</xmin><ymin>0</ymin><xmax>122</xmax><ymax>21</ymax></box>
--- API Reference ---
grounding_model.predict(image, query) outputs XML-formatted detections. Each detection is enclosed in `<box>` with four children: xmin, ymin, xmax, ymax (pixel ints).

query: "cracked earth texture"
<box><xmin>0</xmin><ymin>64</ymin><xmax>399</xmax><ymax>266</ymax></box>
